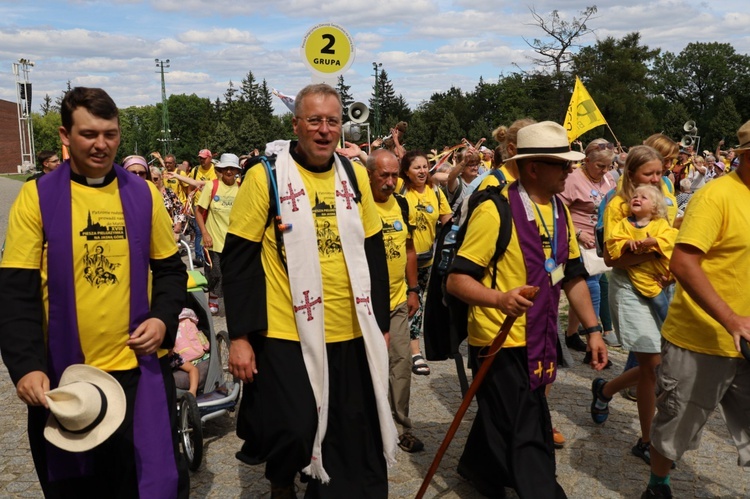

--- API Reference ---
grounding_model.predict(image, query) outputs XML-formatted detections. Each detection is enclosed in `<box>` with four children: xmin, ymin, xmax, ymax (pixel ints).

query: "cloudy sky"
<box><xmin>1</xmin><ymin>0</ymin><xmax>749</xmax><ymax>116</ymax></box>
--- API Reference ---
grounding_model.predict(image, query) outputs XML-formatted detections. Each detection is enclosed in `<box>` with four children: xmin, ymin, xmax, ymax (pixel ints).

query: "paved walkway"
<box><xmin>0</xmin><ymin>175</ymin><xmax>747</xmax><ymax>498</ymax></box>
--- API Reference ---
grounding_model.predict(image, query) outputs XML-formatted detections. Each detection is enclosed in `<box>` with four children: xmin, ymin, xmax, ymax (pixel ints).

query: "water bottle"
<box><xmin>437</xmin><ymin>224</ymin><xmax>460</xmax><ymax>274</ymax></box>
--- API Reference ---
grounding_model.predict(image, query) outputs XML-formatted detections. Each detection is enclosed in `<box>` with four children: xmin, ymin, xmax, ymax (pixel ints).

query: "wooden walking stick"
<box><xmin>415</xmin><ymin>285</ymin><xmax>540</xmax><ymax>499</ymax></box>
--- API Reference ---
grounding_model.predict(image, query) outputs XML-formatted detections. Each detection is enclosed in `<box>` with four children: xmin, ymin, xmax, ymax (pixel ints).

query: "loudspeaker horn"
<box><xmin>683</xmin><ymin>120</ymin><xmax>697</xmax><ymax>134</ymax></box>
<box><xmin>348</xmin><ymin>102</ymin><xmax>369</xmax><ymax>124</ymax></box>
<box><xmin>680</xmin><ymin>135</ymin><xmax>695</xmax><ymax>148</ymax></box>
<box><xmin>342</xmin><ymin>122</ymin><xmax>362</xmax><ymax>142</ymax></box>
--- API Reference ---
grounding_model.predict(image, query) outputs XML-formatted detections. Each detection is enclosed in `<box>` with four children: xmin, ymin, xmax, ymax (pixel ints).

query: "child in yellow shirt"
<box><xmin>606</xmin><ymin>185</ymin><xmax>679</xmax><ymax>325</ymax></box>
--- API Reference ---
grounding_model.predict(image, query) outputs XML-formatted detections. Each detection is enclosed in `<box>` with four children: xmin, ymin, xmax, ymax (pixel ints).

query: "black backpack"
<box><xmin>423</xmin><ymin>183</ymin><xmax>512</xmax><ymax>395</ymax></box>
<box><xmin>250</xmin><ymin>154</ymin><xmax>361</xmax><ymax>271</ymax></box>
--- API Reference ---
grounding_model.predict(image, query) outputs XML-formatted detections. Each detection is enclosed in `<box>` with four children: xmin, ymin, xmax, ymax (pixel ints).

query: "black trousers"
<box><xmin>458</xmin><ymin>346</ymin><xmax>566</xmax><ymax>499</ymax></box>
<box><xmin>237</xmin><ymin>336</ymin><xmax>387</xmax><ymax>498</ymax></box>
<box><xmin>28</xmin><ymin>355</ymin><xmax>190</xmax><ymax>499</ymax></box>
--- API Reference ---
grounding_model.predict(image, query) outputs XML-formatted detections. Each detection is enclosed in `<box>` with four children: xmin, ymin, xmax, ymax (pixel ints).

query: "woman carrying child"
<box><xmin>589</xmin><ymin>145</ymin><xmax>679</xmax><ymax>468</ymax></box>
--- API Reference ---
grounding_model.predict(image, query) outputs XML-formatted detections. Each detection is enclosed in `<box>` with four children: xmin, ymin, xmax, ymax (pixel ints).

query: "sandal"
<box><xmin>398</xmin><ymin>433</ymin><xmax>425</xmax><ymax>453</ymax></box>
<box><xmin>411</xmin><ymin>354</ymin><xmax>431</xmax><ymax>375</ymax></box>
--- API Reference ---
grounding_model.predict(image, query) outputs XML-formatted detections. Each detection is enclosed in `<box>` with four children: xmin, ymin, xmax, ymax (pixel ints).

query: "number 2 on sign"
<box><xmin>321</xmin><ymin>34</ymin><xmax>335</xmax><ymax>54</ymax></box>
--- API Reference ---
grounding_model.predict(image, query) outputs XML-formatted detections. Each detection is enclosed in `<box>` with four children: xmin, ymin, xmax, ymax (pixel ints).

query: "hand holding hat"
<box><xmin>44</xmin><ymin>364</ymin><xmax>126</xmax><ymax>453</ymax></box>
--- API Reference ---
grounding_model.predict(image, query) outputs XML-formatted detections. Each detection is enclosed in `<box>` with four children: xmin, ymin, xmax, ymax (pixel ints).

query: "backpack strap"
<box><xmin>393</xmin><ymin>193</ymin><xmax>414</xmax><ymax>234</ymax></box>
<box><xmin>338</xmin><ymin>154</ymin><xmax>361</xmax><ymax>204</ymax></box>
<box><xmin>489</xmin><ymin>168</ymin><xmax>507</xmax><ymax>185</ymax></box>
<box><xmin>662</xmin><ymin>176</ymin><xmax>674</xmax><ymax>194</ymax></box>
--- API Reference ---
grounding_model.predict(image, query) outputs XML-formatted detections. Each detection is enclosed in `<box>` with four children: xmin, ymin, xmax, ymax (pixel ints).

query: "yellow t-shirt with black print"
<box><xmin>190</xmin><ymin>165</ymin><xmax>217</xmax><ymax>206</ymax></box>
<box><xmin>197</xmin><ymin>180</ymin><xmax>239</xmax><ymax>253</ymax></box>
<box><xmin>164</xmin><ymin>175</ymin><xmax>186</xmax><ymax>203</ymax></box>
<box><xmin>1</xmin><ymin>178</ymin><xmax>178</xmax><ymax>371</ymax></box>
<box><xmin>662</xmin><ymin>172</ymin><xmax>750</xmax><ymax>358</ymax></box>
<box><xmin>375</xmin><ymin>196</ymin><xmax>413</xmax><ymax>310</ymax></box>
<box><xmin>456</xmin><ymin>188</ymin><xmax>580</xmax><ymax>347</ymax></box>
<box><xmin>402</xmin><ymin>186</ymin><xmax>451</xmax><ymax>267</ymax></box>
<box><xmin>228</xmin><ymin>160</ymin><xmax>381</xmax><ymax>343</ymax></box>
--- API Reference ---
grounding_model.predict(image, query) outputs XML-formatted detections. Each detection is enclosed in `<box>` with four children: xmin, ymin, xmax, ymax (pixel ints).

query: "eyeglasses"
<box><xmin>298</xmin><ymin>116</ymin><xmax>341</xmax><ymax>129</ymax></box>
<box><xmin>130</xmin><ymin>169</ymin><xmax>147</xmax><ymax>177</ymax></box>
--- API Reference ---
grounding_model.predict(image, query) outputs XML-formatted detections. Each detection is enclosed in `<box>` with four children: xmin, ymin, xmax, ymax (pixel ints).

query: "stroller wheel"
<box><xmin>179</xmin><ymin>392</ymin><xmax>203</xmax><ymax>471</ymax></box>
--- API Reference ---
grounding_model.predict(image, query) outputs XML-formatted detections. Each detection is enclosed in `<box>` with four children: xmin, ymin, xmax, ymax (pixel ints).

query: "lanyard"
<box><xmin>532</xmin><ymin>200</ymin><xmax>557</xmax><ymax>266</ymax></box>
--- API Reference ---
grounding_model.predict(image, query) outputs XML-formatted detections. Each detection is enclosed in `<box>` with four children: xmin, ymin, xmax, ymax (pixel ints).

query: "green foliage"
<box><xmin>709</xmin><ymin>97</ymin><xmax>742</xmax><ymax>148</ymax></box>
<box><xmin>31</xmin><ymin>112</ymin><xmax>62</xmax><ymax>157</ymax></box>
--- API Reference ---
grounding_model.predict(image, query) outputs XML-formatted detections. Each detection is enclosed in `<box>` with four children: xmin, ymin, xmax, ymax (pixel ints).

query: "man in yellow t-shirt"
<box><xmin>446</xmin><ymin>121</ymin><xmax>607</xmax><ymax>497</ymax></box>
<box><xmin>221</xmin><ymin>84</ymin><xmax>393</xmax><ymax>497</ymax></box>
<box><xmin>643</xmin><ymin>121</ymin><xmax>750</xmax><ymax>499</ymax></box>
<box><xmin>367</xmin><ymin>149</ymin><xmax>423</xmax><ymax>453</ymax></box>
<box><xmin>162</xmin><ymin>153</ymin><xmax>186</xmax><ymax>203</ymax></box>
<box><xmin>188</xmin><ymin>149</ymin><xmax>217</xmax><ymax>266</ymax></box>
<box><xmin>0</xmin><ymin>87</ymin><xmax>188</xmax><ymax>497</ymax></box>
<box><xmin>195</xmin><ymin>153</ymin><xmax>241</xmax><ymax>315</ymax></box>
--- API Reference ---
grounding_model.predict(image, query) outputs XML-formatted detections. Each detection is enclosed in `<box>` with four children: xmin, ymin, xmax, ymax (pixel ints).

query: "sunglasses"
<box><xmin>535</xmin><ymin>160</ymin><xmax>572</xmax><ymax>169</ymax></box>
<box><xmin>130</xmin><ymin>169</ymin><xmax>147</xmax><ymax>177</ymax></box>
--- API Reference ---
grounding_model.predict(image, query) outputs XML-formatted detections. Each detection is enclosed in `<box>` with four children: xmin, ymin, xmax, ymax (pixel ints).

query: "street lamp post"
<box><xmin>12</xmin><ymin>58</ymin><xmax>36</xmax><ymax>172</ymax></box>
<box><xmin>155</xmin><ymin>59</ymin><xmax>173</xmax><ymax>157</ymax></box>
<box><xmin>372</xmin><ymin>62</ymin><xmax>382</xmax><ymax>138</ymax></box>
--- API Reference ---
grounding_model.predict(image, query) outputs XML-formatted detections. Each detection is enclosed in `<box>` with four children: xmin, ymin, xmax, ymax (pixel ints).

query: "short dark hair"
<box><xmin>37</xmin><ymin>150</ymin><xmax>57</xmax><ymax>167</ymax></box>
<box><xmin>61</xmin><ymin>87</ymin><xmax>119</xmax><ymax>131</ymax></box>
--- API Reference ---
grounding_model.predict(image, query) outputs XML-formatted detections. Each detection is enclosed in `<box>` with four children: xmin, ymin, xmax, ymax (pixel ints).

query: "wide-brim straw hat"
<box><xmin>44</xmin><ymin>364</ymin><xmax>126</xmax><ymax>453</ymax></box>
<box><xmin>506</xmin><ymin>121</ymin><xmax>586</xmax><ymax>163</ymax></box>
<box><xmin>734</xmin><ymin>120</ymin><xmax>750</xmax><ymax>152</ymax></box>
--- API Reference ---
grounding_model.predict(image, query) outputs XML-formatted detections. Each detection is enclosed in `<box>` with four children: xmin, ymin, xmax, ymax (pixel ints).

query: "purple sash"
<box><xmin>38</xmin><ymin>161</ymin><xmax>179</xmax><ymax>497</ymax></box>
<box><xmin>507</xmin><ymin>183</ymin><xmax>568</xmax><ymax>391</ymax></box>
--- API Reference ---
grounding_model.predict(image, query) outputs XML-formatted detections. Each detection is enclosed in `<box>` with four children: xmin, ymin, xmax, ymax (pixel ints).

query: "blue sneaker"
<box><xmin>590</xmin><ymin>378</ymin><xmax>611</xmax><ymax>424</ymax></box>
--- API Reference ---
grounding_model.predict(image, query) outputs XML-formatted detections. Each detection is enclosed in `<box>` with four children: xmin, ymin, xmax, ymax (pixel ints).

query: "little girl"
<box><xmin>606</xmin><ymin>184</ymin><xmax>679</xmax><ymax>325</ymax></box>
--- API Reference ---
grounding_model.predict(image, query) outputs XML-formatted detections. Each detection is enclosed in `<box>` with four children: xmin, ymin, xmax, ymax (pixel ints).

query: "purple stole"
<box><xmin>507</xmin><ymin>183</ymin><xmax>568</xmax><ymax>391</ymax></box>
<box><xmin>37</xmin><ymin>161</ymin><xmax>179</xmax><ymax>498</ymax></box>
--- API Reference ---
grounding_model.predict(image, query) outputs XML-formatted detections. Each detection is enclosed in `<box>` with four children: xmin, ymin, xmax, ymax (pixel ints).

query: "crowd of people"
<box><xmin>0</xmin><ymin>83</ymin><xmax>748</xmax><ymax>499</ymax></box>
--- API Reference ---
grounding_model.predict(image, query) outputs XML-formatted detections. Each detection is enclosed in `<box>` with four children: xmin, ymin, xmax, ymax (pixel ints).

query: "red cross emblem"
<box><xmin>293</xmin><ymin>290</ymin><xmax>322</xmax><ymax>322</ymax></box>
<box><xmin>280</xmin><ymin>183</ymin><xmax>305</xmax><ymax>212</ymax></box>
<box><xmin>336</xmin><ymin>180</ymin><xmax>356</xmax><ymax>210</ymax></box>
<box><xmin>355</xmin><ymin>295</ymin><xmax>372</xmax><ymax>315</ymax></box>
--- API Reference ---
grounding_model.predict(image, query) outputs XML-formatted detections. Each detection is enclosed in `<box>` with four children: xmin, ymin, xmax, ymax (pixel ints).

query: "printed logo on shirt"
<box><xmin>79</xmin><ymin>210</ymin><xmax>124</xmax><ymax>288</ymax></box>
<box><xmin>312</xmin><ymin>190</ymin><xmax>342</xmax><ymax>257</ymax></box>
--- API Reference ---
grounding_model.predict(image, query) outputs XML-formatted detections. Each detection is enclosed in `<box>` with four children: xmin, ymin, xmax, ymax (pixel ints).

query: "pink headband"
<box><xmin>122</xmin><ymin>156</ymin><xmax>148</xmax><ymax>170</ymax></box>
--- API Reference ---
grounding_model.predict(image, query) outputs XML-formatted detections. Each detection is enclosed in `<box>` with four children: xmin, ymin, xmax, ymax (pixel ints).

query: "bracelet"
<box><xmin>407</xmin><ymin>286</ymin><xmax>421</xmax><ymax>294</ymax></box>
<box><xmin>580</xmin><ymin>325</ymin><xmax>603</xmax><ymax>335</ymax></box>
<box><xmin>576</xmin><ymin>230</ymin><xmax>582</xmax><ymax>239</ymax></box>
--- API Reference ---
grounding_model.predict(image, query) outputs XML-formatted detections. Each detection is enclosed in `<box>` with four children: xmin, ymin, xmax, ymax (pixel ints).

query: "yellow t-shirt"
<box><xmin>603</xmin><ymin>183</ymin><xmax>678</xmax><ymax>245</ymax></box>
<box><xmin>457</xmin><ymin>188</ymin><xmax>580</xmax><ymax>347</ymax></box>
<box><xmin>1</xmin><ymin>178</ymin><xmax>178</xmax><ymax>371</ymax></box>
<box><xmin>190</xmin><ymin>165</ymin><xmax>217</xmax><ymax>206</ymax></box>
<box><xmin>402</xmin><ymin>186</ymin><xmax>451</xmax><ymax>267</ymax></box>
<box><xmin>606</xmin><ymin>217</ymin><xmax>676</xmax><ymax>298</ymax></box>
<box><xmin>661</xmin><ymin>172</ymin><xmax>750</xmax><ymax>357</ymax></box>
<box><xmin>164</xmin><ymin>175</ymin><xmax>186</xmax><ymax>204</ymax></box>
<box><xmin>375</xmin><ymin>196</ymin><xmax>413</xmax><ymax>310</ymax></box>
<box><xmin>228</xmin><ymin>160</ymin><xmax>381</xmax><ymax>342</ymax></box>
<box><xmin>197</xmin><ymin>180</ymin><xmax>239</xmax><ymax>253</ymax></box>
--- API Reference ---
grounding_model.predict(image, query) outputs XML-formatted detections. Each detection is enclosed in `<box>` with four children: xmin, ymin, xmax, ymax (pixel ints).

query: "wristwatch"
<box><xmin>407</xmin><ymin>286</ymin><xmax>421</xmax><ymax>294</ymax></box>
<box><xmin>580</xmin><ymin>325</ymin><xmax>603</xmax><ymax>335</ymax></box>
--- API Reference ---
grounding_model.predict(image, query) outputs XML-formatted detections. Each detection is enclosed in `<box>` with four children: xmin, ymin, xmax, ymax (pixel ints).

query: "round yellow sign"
<box><xmin>301</xmin><ymin>23</ymin><xmax>355</xmax><ymax>77</ymax></box>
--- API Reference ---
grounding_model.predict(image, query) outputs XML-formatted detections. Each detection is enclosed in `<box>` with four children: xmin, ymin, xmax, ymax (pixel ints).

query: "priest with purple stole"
<box><xmin>0</xmin><ymin>87</ymin><xmax>189</xmax><ymax>498</ymax></box>
<box><xmin>446</xmin><ymin>121</ymin><xmax>609</xmax><ymax>498</ymax></box>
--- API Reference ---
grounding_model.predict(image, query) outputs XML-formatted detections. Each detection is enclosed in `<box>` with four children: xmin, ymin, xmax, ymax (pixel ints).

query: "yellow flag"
<box><xmin>564</xmin><ymin>76</ymin><xmax>607</xmax><ymax>143</ymax></box>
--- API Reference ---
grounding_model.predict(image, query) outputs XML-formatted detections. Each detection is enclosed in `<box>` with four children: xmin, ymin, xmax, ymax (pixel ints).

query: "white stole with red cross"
<box><xmin>274</xmin><ymin>141</ymin><xmax>397</xmax><ymax>482</ymax></box>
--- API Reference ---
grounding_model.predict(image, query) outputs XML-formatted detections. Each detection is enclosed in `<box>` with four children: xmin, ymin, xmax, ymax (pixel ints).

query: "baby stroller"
<box><xmin>174</xmin><ymin>241</ymin><xmax>241</xmax><ymax>471</ymax></box>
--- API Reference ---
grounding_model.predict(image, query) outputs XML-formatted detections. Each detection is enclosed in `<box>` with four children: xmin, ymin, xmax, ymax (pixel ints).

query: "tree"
<box><xmin>32</xmin><ymin>111</ymin><xmax>63</xmax><ymax>156</ymax></box>
<box><xmin>651</xmin><ymin>42</ymin><xmax>750</xmax><ymax>134</ymax></box>
<box><xmin>336</xmin><ymin>75</ymin><xmax>354</xmax><ymax>121</ymax></box>
<box><xmin>40</xmin><ymin>94</ymin><xmax>54</xmax><ymax>115</ymax></box>
<box><xmin>708</xmin><ymin>97</ymin><xmax>742</xmax><ymax>149</ymax></box>
<box><xmin>54</xmin><ymin>80</ymin><xmax>72</xmax><ymax>110</ymax></box>
<box><xmin>571</xmin><ymin>32</ymin><xmax>660</xmax><ymax>146</ymax></box>
<box><xmin>208</xmin><ymin>121</ymin><xmax>240</xmax><ymax>156</ymax></box>
<box><xmin>163</xmin><ymin>93</ymin><xmax>214</xmax><ymax>162</ymax></box>
<box><xmin>525</xmin><ymin>5</ymin><xmax>598</xmax><ymax>75</ymax></box>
